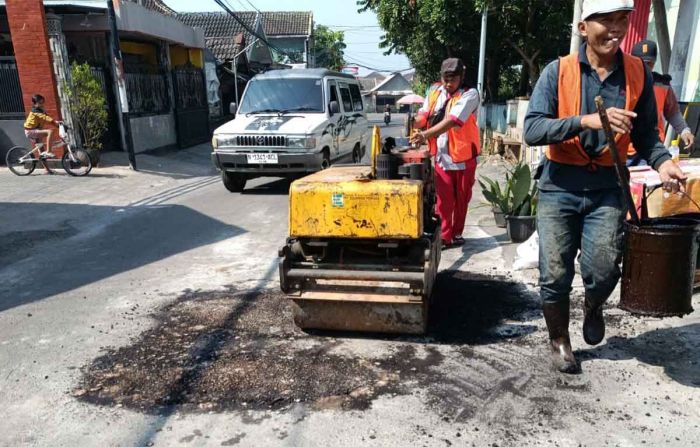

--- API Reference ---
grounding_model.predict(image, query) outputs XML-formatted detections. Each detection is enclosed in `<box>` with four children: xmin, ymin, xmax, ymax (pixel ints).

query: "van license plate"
<box><xmin>246</xmin><ymin>153</ymin><xmax>278</xmax><ymax>164</ymax></box>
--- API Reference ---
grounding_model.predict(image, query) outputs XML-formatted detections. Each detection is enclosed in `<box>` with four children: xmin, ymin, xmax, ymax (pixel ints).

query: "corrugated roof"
<box><xmin>135</xmin><ymin>0</ymin><xmax>176</xmax><ymax>16</ymax></box>
<box><xmin>177</xmin><ymin>11</ymin><xmax>312</xmax><ymax>39</ymax></box>
<box><xmin>177</xmin><ymin>12</ymin><xmax>260</xmax><ymax>61</ymax></box>
<box><xmin>261</xmin><ymin>11</ymin><xmax>312</xmax><ymax>37</ymax></box>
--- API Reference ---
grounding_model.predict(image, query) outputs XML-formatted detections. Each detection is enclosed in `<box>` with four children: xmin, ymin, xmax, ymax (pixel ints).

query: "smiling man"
<box><xmin>524</xmin><ymin>0</ymin><xmax>687</xmax><ymax>374</ymax></box>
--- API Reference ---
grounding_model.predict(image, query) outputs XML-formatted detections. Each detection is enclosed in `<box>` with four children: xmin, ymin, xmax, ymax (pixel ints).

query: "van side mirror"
<box><xmin>329</xmin><ymin>101</ymin><xmax>340</xmax><ymax>116</ymax></box>
<box><xmin>229</xmin><ymin>102</ymin><xmax>237</xmax><ymax>116</ymax></box>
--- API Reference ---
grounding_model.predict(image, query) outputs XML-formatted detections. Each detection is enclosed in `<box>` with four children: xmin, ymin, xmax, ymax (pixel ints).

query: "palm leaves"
<box><xmin>479</xmin><ymin>162</ymin><xmax>538</xmax><ymax>216</ymax></box>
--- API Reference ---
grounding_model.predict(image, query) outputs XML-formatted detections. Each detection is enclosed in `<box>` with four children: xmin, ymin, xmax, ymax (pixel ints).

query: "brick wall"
<box><xmin>6</xmin><ymin>0</ymin><xmax>64</xmax><ymax>154</ymax></box>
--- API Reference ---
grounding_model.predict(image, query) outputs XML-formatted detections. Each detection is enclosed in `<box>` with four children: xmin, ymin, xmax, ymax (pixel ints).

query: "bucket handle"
<box><xmin>643</xmin><ymin>183</ymin><xmax>700</xmax><ymax>216</ymax></box>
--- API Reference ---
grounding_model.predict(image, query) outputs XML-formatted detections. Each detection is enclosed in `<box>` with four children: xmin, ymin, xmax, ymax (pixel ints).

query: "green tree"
<box><xmin>358</xmin><ymin>0</ymin><xmax>573</xmax><ymax>100</ymax></box>
<box><xmin>65</xmin><ymin>63</ymin><xmax>108</xmax><ymax>151</ymax></box>
<box><xmin>313</xmin><ymin>25</ymin><xmax>347</xmax><ymax>71</ymax></box>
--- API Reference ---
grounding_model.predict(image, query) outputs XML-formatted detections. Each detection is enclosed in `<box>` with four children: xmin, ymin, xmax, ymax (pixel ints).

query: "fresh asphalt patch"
<box><xmin>72</xmin><ymin>272</ymin><xmax>698</xmax><ymax>439</ymax></box>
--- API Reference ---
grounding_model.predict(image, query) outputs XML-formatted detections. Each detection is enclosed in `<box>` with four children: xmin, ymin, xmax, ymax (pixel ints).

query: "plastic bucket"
<box><xmin>506</xmin><ymin>215</ymin><xmax>536</xmax><ymax>243</ymax></box>
<box><xmin>620</xmin><ymin>218</ymin><xmax>700</xmax><ymax>317</ymax></box>
<box><xmin>493</xmin><ymin>208</ymin><xmax>507</xmax><ymax>228</ymax></box>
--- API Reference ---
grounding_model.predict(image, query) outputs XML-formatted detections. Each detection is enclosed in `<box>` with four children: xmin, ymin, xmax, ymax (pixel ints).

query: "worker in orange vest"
<box><xmin>524</xmin><ymin>0</ymin><xmax>686</xmax><ymax>374</ymax></box>
<box><xmin>627</xmin><ymin>39</ymin><xmax>696</xmax><ymax>165</ymax></box>
<box><xmin>411</xmin><ymin>58</ymin><xmax>481</xmax><ymax>249</ymax></box>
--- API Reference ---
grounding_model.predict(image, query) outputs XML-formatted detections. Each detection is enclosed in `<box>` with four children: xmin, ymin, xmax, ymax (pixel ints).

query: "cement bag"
<box><xmin>513</xmin><ymin>231</ymin><xmax>539</xmax><ymax>271</ymax></box>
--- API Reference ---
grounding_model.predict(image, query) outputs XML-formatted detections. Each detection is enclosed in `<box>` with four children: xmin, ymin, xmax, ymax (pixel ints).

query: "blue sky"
<box><xmin>163</xmin><ymin>0</ymin><xmax>411</xmax><ymax>75</ymax></box>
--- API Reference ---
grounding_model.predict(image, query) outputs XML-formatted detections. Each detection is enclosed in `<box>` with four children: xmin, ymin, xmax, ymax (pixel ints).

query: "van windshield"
<box><xmin>239</xmin><ymin>78</ymin><xmax>324</xmax><ymax>114</ymax></box>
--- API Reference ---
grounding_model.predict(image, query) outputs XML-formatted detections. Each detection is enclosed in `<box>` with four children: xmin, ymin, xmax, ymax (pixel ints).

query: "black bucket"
<box><xmin>663</xmin><ymin>213</ymin><xmax>700</xmax><ymax>271</ymax></box>
<box><xmin>620</xmin><ymin>217</ymin><xmax>700</xmax><ymax>317</ymax></box>
<box><xmin>506</xmin><ymin>215</ymin><xmax>536</xmax><ymax>243</ymax></box>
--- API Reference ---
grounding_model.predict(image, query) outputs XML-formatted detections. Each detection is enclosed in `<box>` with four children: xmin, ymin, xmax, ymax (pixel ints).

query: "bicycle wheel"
<box><xmin>6</xmin><ymin>146</ymin><xmax>37</xmax><ymax>176</ymax></box>
<box><xmin>62</xmin><ymin>149</ymin><xmax>92</xmax><ymax>176</ymax></box>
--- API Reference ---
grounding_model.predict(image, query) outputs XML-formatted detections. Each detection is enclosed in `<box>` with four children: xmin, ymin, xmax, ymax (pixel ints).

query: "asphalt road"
<box><xmin>1</xmin><ymin>117</ymin><xmax>699</xmax><ymax>446</ymax></box>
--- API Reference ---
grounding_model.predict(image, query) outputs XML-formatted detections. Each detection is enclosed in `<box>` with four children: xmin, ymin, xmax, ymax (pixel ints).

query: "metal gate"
<box><xmin>172</xmin><ymin>66</ymin><xmax>210</xmax><ymax>148</ymax></box>
<box><xmin>0</xmin><ymin>57</ymin><xmax>25</xmax><ymax>120</ymax></box>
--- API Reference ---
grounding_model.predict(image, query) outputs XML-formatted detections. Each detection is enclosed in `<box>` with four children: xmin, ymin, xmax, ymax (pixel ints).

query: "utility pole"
<box><xmin>107</xmin><ymin>0</ymin><xmax>136</xmax><ymax>170</ymax></box>
<box><xmin>477</xmin><ymin>3</ymin><xmax>488</xmax><ymax>101</ymax></box>
<box><xmin>668</xmin><ymin>0</ymin><xmax>696</xmax><ymax>100</ymax></box>
<box><xmin>570</xmin><ymin>0</ymin><xmax>583</xmax><ymax>53</ymax></box>
<box><xmin>652</xmin><ymin>0</ymin><xmax>672</xmax><ymax>74</ymax></box>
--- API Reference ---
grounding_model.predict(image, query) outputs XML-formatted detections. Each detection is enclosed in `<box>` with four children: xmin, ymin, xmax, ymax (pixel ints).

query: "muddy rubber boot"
<box><xmin>583</xmin><ymin>295</ymin><xmax>605</xmax><ymax>346</ymax></box>
<box><xmin>542</xmin><ymin>302</ymin><xmax>580</xmax><ymax>374</ymax></box>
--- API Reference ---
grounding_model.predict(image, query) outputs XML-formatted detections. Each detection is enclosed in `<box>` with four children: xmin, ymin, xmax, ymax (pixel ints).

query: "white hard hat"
<box><xmin>581</xmin><ymin>0</ymin><xmax>634</xmax><ymax>20</ymax></box>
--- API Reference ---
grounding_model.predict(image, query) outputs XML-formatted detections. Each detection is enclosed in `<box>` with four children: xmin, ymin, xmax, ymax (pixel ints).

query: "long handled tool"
<box><xmin>594</xmin><ymin>96</ymin><xmax>641</xmax><ymax>225</ymax></box>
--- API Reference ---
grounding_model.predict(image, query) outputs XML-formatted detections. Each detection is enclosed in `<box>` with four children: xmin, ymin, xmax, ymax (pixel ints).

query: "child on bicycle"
<box><xmin>24</xmin><ymin>94</ymin><xmax>58</xmax><ymax>158</ymax></box>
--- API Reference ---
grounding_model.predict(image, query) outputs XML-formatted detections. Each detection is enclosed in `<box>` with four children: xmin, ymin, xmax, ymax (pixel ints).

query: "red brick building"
<box><xmin>0</xmin><ymin>0</ymin><xmax>209</xmax><ymax>161</ymax></box>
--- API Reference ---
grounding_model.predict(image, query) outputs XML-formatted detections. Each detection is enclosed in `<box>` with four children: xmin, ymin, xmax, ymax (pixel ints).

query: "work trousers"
<box><xmin>435</xmin><ymin>158</ymin><xmax>477</xmax><ymax>244</ymax></box>
<box><xmin>537</xmin><ymin>188</ymin><xmax>625</xmax><ymax>305</ymax></box>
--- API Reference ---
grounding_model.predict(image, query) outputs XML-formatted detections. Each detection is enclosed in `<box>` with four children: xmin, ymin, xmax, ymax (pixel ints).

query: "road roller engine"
<box><xmin>278</xmin><ymin>127</ymin><xmax>441</xmax><ymax>334</ymax></box>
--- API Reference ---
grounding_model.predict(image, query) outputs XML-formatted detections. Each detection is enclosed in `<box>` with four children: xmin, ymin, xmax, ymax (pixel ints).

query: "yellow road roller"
<box><xmin>278</xmin><ymin>127</ymin><xmax>441</xmax><ymax>334</ymax></box>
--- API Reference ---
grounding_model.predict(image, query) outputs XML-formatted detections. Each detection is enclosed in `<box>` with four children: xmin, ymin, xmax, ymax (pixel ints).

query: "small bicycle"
<box><xmin>5</xmin><ymin>123</ymin><xmax>92</xmax><ymax>177</ymax></box>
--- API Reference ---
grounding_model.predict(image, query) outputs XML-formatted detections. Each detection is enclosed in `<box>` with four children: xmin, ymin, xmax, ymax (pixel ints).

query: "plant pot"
<box><xmin>492</xmin><ymin>207</ymin><xmax>507</xmax><ymax>228</ymax></box>
<box><xmin>86</xmin><ymin>149</ymin><xmax>100</xmax><ymax>167</ymax></box>
<box><xmin>506</xmin><ymin>215</ymin><xmax>537</xmax><ymax>243</ymax></box>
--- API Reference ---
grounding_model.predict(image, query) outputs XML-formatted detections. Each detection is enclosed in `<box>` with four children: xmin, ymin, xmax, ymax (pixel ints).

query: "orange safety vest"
<box><xmin>425</xmin><ymin>85</ymin><xmax>481</xmax><ymax>163</ymax></box>
<box><xmin>547</xmin><ymin>52</ymin><xmax>645</xmax><ymax>168</ymax></box>
<box><xmin>628</xmin><ymin>82</ymin><xmax>669</xmax><ymax>156</ymax></box>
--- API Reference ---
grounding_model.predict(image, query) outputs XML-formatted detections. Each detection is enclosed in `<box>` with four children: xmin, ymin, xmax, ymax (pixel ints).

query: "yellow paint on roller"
<box><xmin>289</xmin><ymin>166</ymin><xmax>423</xmax><ymax>239</ymax></box>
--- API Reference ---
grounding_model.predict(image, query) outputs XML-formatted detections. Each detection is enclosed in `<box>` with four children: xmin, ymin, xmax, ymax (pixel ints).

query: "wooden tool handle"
<box><xmin>594</xmin><ymin>96</ymin><xmax>641</xmax><ymax>225</ymax></box>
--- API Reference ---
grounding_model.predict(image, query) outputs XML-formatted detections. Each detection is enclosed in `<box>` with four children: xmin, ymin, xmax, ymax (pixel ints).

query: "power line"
<box><xmin>212</xmin><ymin>0</ymin><xmax>297</xmax><ymax>60</ymax></box>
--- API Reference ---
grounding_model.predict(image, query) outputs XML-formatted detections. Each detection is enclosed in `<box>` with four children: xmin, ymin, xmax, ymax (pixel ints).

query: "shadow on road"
<box><xmin>579</xmin><ymin>322</ymin><xmax>700</xmax><ymax>388</ymax></box>
<box><xmin>428</xmin><ymin>271</ymin><xmax>540</xmax><ymax>344</ymax></box>
<box><xmin>0</xmin><ymin>202</ymin><xmax>246</xmax><ymax>312</ymax></box>
<box><xmin>242</xmin><ymin>177</ymin><xmax>294</xmax><ymax>195</ymax></box>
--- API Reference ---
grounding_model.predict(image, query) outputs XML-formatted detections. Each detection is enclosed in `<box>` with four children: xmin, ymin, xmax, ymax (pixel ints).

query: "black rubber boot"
<box><xmin>583</xmin><ymin>294</ymin><xmax>605</xmax><ymax>346</ymax></box>
<box><xmin>543</xmin><ymin>301</ymin><xmax>580</xmax><ymax>374</ymax></box>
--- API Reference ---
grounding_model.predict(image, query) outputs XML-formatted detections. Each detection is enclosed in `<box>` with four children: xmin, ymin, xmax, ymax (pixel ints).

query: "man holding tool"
<box><xmin>628</xmin><ymin>39</ymin><xmax>695</xmax><ymax>165</ymax></box>
<box><xmin>411</xmin><ymin>58</ymin><xmax>481</xmax><ymax>249</ymax></box>
<box><xmin>524</xmin><ymin>0</ymin><xmax>686</xmax><ymax>374</ymax></box>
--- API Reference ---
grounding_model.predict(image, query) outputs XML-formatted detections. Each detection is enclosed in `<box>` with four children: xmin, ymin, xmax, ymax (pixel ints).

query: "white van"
<box><xmin>211</xmin><ymin>69</ymin><xmax>369</xmax><ymax>192</ymax></box>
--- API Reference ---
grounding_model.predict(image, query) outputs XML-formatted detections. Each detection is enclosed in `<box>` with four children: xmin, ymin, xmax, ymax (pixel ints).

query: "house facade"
<box><xmin>261</xmin><ymin>11</ymin><xmax>314</xmax><ymax>67</ymax></box>
<box><xmin>177</xmin><ymin>10</ymin><xmax>314</xmax><ymax>117</ymax></box>
<box><xmin>363</xmin><ymin>72</ymin><xmax>413</xmax><ymax>112</ymax></box>
<box><xmin>0</xmin><ymin>0</ymin><xmax>209</xmax><ymax>162</ymax></box>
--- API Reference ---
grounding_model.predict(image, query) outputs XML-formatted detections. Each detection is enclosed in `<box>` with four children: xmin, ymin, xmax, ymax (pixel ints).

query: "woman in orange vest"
<box><xmin>524</xmin><ymin>0</ymin><xmax>686</xmax><ymax>374</ymax></box>
<box><xmin>411</xmin><ymin>58</ymin><xmax>481</xmax><ymax>249</ymax></box>
<box><xmin>628</xmin><ymin>39</ymin><xmax>695</xmax><ymax>165</ymax></box>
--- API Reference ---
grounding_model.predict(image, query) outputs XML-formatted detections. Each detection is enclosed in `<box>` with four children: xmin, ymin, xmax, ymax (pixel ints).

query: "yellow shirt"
<box><xmin>24</xmin><ymin>108</ymin><xmax>55</xmax><ymax>129</ymax></box>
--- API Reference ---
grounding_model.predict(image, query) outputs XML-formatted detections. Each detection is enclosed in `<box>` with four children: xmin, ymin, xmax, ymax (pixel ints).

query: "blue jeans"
<box><xmin>537</xmin><ymin>189</ymin><xmax>625</xmax><ymax>305</ymax></box>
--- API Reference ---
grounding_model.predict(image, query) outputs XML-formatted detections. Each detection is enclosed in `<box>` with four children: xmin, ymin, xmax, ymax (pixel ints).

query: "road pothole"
<box><xmin>73</xmin><ymin>273</ymin><xmax>557</xmax><ymax>416</ymax></box>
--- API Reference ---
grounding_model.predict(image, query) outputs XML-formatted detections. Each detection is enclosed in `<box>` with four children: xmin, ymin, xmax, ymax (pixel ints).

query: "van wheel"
<box><xmin>222</xmin><ymin>172</ymin><xmax>246</xmax><ymax>192</ymax></box>
<box><xmin>321</xmin><ymin>149</ymin><xmax>331</xmax><ymax>169</ymax></box>
<box><xmin>352</xmin><ymin>144</ymin><xmax>362</xmax><ymax>164</ymax></box>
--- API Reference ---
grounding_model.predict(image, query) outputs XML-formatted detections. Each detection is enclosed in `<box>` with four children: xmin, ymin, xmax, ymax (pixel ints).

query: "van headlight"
<box><xmin>287</xmin><ymin>136</ymin><xmax>317</xmax><ymax>150</ymax></box>
<box><xmin>214</xmin><ymin>135</ymin><xmax>236</xmax><ymax>149</ymax></box>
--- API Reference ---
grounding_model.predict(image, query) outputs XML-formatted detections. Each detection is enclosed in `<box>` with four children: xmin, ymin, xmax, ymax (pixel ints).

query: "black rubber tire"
<box><xmin>62</xmin><ymin>149</ymin><xmax>93</xmax><ymax>176</ymax></box>
<box><xmin>6</xmin><ymin>146</ymin><xmax>36</xmax><ymax>176</ymax></box>
<box><xmin>222</xmin><ymin>171</ymin><xmax>247</xmax><ymax>192</ymax></box>
<box><xmin>321</xmin><ymin>149</ymin><xmax>331</xmax><ymax>169</ymax></box>
<box><xmin>352</xmin><ymin>144</ymin><xmax>362</xmax><ymax>164</ymax></box>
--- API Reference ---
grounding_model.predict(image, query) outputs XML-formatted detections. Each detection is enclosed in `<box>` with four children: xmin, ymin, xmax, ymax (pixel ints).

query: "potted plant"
<box><xmin>505</xmin><ymin>162</ymin><xmax>538</xmax><ymax>243</ymax></box>
<box><xmin>66</xmin><ymin>62</ymin><xmax>108</xmax><ymax>166</ymax></box>
<box><xmin>479</xmin><ymin>175</ymin><xmax>510</xmax><ymax>228</ymax></box>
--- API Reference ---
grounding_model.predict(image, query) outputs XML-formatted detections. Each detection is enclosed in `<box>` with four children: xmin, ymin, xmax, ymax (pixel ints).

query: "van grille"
<box><xmin>236</xmin><ymin>135</ymin><xmax>287</xmax><ymax>147</ymax></box>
